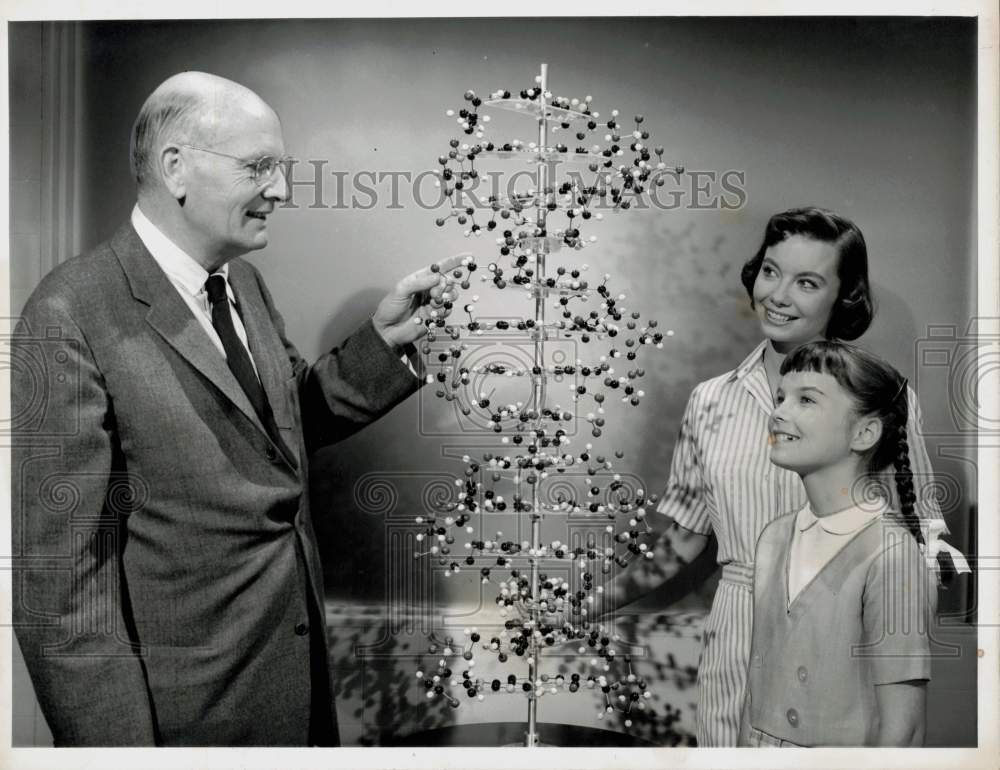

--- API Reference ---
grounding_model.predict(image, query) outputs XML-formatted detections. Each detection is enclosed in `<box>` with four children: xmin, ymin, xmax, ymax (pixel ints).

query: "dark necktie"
<box><xmin>205</xmin><ymin>274</ymin><xmax>295</xmax><ymax>467</ymax></box>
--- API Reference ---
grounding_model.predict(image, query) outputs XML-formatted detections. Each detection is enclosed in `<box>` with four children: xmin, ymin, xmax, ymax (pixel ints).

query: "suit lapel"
<box><xmin>109</xmin><ymin>223</ymin><xmax>267</xmax><ymax>436</ymax></box>
<box><xmin>228</xmin><ymin>262</ymin><xmax>300</xmax><ymax>467</ymax></box>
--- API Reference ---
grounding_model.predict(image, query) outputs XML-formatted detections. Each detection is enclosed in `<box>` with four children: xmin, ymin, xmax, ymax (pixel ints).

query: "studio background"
<box><xmin>8</xmin><ymin>16</ymin><xmax>978</xmax><ymax>747</ymax></box>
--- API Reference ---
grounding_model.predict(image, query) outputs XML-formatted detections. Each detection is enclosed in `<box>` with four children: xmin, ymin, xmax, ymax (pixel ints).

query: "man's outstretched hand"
<box><xmin>372</xmin><ymin>253</ymin><xmax>469</xmax><ymax>350</ymax></box>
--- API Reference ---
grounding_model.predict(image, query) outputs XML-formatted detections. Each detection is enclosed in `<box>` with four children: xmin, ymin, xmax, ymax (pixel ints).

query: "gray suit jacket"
<box><xmin>11</xmin><ymin>222</ymin><xmax>418</xmax><ymax>745</ymax></box>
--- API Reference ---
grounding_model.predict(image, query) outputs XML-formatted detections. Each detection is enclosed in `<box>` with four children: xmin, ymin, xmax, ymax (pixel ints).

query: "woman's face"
<box><xmin>752</xmin><ymin>234</ymin><xmax>842</xmax><ymax>352</ymax></box>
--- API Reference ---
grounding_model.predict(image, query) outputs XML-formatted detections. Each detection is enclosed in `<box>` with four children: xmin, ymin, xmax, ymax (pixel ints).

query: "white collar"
<box><xmin>726</xmin><ymin>340</ymin><xmax>769</xmax><ymax>383</ymax></box>
<box><xmin>795</xmin><ymin>499</ymin><xmax>886</xmax><ymax>535</ymax></box>
<box><xmin>131</xmin><ymin>204</ymin><xmax>232</xmax><ymax>299</ymax></box>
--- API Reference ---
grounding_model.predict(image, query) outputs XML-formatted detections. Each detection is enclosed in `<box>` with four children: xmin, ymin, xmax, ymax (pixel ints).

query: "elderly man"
<box><xmin>12</xmin><ymin>71</ymin><xmax>456</xmax><ymax>746</ymax></box>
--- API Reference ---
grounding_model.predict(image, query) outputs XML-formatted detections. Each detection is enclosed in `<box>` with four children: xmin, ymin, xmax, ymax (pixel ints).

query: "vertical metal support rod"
<box><xmin>525</xmin><ymin>61</ymin><xmax>548</xmax><ymax>749</ymax></box>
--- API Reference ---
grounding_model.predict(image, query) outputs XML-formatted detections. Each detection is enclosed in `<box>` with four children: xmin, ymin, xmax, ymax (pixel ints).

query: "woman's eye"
<box><xmin>761</xmin><ymin>265</ymin><xmax>777</xmax><ymax>277</ymax></box>
<box><xmin>798</xmin><ymin>279</ymin><xmax>818</xmax><ymax>290</ymax></box>
<box><xmin>800</xmin><ymin>396</ymin><xmax>813</xmax><ymax>405</ymax></box>
<box><xmin>775</xmin><ymin>394</ymin><xmax>784</xmax><ymax>404</ymax></box>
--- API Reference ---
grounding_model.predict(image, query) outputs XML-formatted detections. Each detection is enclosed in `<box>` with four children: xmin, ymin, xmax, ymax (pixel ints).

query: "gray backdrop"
<box><xmin>10</xmin><ymin>15</ymin><xmax>977</xmax><ymax>617</ymax></box>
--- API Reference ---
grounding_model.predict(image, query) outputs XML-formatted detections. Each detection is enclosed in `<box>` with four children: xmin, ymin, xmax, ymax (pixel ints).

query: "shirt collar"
<box><xmin>131</xmin><ymin>204</ymin><xmax>231</xmax><ymax>300</ymax></box>
<box><xmin>726</xmin><ymin>340</ymin><xmax>769</xmax><ymax>383</ymax></box>
<box><xmin>796</xmin><ymin>499</ymin><xmax>886</xmax><ymax>535</ymax></box>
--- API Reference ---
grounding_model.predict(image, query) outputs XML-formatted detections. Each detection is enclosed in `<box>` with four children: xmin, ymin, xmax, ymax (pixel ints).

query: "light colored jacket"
<box><xmin>740</xmin><ymin>512</ymin><xmax>932</xmax><ymax>746</ymax></box>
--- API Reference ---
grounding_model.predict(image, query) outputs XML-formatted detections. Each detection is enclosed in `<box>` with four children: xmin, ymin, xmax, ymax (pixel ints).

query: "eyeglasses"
<box><xmin>180</xmin><ymin>144</ymin><xmax>294</xmax><ymax>186</ymax></box>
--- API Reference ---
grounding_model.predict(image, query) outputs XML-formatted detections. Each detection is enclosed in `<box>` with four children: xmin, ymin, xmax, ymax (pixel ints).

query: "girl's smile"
<box><xmin>768</xmin><ymin>371</ymin><xmax>863</xmax><ymax>475</ymax></box>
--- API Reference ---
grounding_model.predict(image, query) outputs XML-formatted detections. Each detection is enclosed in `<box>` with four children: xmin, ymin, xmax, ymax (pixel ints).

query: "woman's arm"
<box><xmin>874</xmin><ymin>680</ymin><xmax>927</xmax><ymax>746</ymax></box>
<box><xmin>737</xmin><ymin>686</ymin><xmax>753</xmax><ymax>746</ymax></box>
<box><xmin>602</xmin><ymin>385</ymin><xmax>717</xmax><ymax>615</ymax></box>
<box><xmin>602</xmin><ymin>520</ymin><xmax>714</xmax><ymax>615</ymax></box>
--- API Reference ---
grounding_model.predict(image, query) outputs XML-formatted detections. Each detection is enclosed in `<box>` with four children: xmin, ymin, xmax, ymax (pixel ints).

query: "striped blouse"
<box><xmin>658</xmin><ymin>340</ymin><xmax>944</xmax><ymax>564</ymax></box>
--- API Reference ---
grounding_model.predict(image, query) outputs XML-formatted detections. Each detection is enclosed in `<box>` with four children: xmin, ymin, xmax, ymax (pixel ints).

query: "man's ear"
<box><xmin>159</xmin><ymin>145</ymin><xmax>187</xmax><ymax>204</ymax></box>
<box><xmin>850</xmin><ymin>414</ymin><xmax>883</xmax><ymax>453</ymax></box>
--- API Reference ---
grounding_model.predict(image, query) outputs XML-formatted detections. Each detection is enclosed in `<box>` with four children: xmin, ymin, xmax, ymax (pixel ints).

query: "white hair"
<box><xmin>129</xmin><ymin>86</ymin><xmax>204</xmax><ymax>188</ymax></box>
<box><xmin>129</xmin><ymin>71</ymin><xmax>265</xmax><ymax>190</ymax></box>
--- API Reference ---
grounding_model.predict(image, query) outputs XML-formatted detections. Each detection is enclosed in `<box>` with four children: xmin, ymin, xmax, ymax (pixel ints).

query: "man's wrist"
<box><xmin>371</xmin><ymin>317</ymin><xmax>402</xmax><ymax>353</ymax></box>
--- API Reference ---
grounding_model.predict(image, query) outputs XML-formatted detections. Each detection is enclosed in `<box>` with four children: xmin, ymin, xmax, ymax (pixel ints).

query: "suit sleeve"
<box><xmin>251</xmin><ymin>268</ymin><xmax>420</xmax><ymax>453</ymax></box>
<box><xmin>655</xmin><ymin>383</ymin><xmax>713</xmax><ymax>535</ymax></box>
<box><xmin>11</xmin><ymin>294</ymin><xmax>157</xmax><ymax>745</ymax></box>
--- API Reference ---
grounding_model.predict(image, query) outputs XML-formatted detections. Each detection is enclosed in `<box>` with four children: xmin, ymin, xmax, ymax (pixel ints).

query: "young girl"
<box><xmin>739</xmin><ymin>341</ymin><xmax>932</xmax><ymax>747</ymax></box>
<box><xmin>618</xmin><ymin>207</ymin><xmax>947</xmax><ymax>746</ymax></box>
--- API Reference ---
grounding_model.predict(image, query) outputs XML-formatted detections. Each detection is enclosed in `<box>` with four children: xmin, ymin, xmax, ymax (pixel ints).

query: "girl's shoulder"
<box><xmin>755</xmin><ymin>508</ymin><xmax>801</xmax><ymax>549</ymax></box>
<box><xmin>854</xmin><ymin>514</ymin><xmax>924</xmax><ymax>567</ymax></box>
<box><xmin>863</xmin><ymin>513</ymin><xmax>919</xmax><ymax>543</ymax></box>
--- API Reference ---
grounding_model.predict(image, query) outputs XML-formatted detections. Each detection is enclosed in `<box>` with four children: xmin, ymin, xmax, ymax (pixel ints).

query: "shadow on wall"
<box><xmin>308</xmin><ymin>285</ymin><xmax>413</xmax><ymax>599</ymax></box>
<box><xmin>326</xmin><ymin>605</ymin><xmax>701</xmax><ymax>746</ymax></box>
<box><xmin>317</xmin><ymin>287</ymin><xmax>387</xmax><ymax>353</ymax></box>
<box><xmin>613</xmin><ymin>216</ymin><xmax>760</xmax><ymax>605</ymax></box>
<box><xmin>864</xmin><ymin>280</ymin><xmax>976</xmax><ymax>619</ymax></box>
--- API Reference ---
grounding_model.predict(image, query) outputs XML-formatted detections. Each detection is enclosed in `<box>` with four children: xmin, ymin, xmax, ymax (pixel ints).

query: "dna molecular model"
<box><xmin>414</xmin><ymin>63</ymin><xmax>684</xmax><ymax>746</ymax></box>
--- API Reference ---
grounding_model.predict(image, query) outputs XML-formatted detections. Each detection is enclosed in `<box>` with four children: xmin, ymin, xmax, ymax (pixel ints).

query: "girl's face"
<box><xmin>752</xmin><ymin>235</ymin><xmax>842</xmax><ymax>352</ymax></box>
<box><xmin>768</xmin><ymin>370</ymin><xmax>870</xmax><ymax>475</ymax></box>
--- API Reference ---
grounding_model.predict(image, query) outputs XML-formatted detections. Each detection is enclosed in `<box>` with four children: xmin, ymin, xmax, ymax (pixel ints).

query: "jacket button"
<box><xmin>797</xmin><ymin>666</ymin><xmax>808</xmax><ymax>683</ymax></box>
<box><xmin>786</xmin><ymin>708</ymin><xmax>799</xmax><ymax>727</ymax></box>
<box><xmin>265</xmin><ymin>446</ymin><xmax>278</xmax><ymax>461</ymax></box>
<box><xmin>294</xmin><ymin>622</ymin><xmax>309</xmax><ymax>636</ymax></box>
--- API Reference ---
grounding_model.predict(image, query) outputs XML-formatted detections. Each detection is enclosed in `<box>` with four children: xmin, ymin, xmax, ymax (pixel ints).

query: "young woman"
<box><xmin>739</xmin><ymin>341</ymin><xmax>931</xmax><ymax>747</ymax></box>
<box><xmin>640</xmin><ymin>207</ymin><xmax>944</xmax><ymax>746</ymax></box>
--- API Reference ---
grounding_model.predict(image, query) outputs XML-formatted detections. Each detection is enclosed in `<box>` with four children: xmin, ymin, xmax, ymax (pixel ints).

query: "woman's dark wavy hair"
<box><xmin>741</xmin><ymin>207</ymin><xmax>875</xmax><ymax>341</ymax></box>
<box><xmin>780</xmin><ymin>341</ymin><xmax>922</xmax><ymax>545</ymax></box>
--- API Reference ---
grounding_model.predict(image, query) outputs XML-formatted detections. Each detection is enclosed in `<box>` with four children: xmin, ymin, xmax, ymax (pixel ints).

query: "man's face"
<box><xmin>181</xmin><ymin>102</ymin><xmax>288</xmax><ymax>266</ymax></box>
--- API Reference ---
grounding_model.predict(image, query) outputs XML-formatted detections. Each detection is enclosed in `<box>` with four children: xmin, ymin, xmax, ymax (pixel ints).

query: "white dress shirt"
<box><xmin>787</xmin><ymin>499</ymin><xmax>886</xmax><ymax>605</ymax></box>
<box><xmin>131</xmin><ymin>205</ymin><xmax>260</xmax><ymax>380</ymax></box>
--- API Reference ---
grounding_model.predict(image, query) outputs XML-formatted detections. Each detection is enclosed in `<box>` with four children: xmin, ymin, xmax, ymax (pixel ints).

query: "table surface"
<box><xmin>385</xmin><ymin>721</ymin><xmax>661</xmax><ymax>747</ymax></box>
